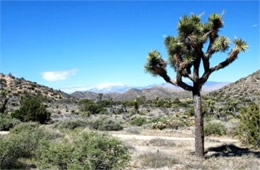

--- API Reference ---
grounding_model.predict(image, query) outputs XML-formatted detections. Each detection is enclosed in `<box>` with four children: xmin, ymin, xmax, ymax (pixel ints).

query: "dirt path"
<box><xmin>108</xmin><ymin>130</ymin><xmax>250</xmax><ymax>170</ymax></box>
<box><xmin>110</xmin><ymin>133</ymin><xmax>239</xmax><ymax>143</ymax></box>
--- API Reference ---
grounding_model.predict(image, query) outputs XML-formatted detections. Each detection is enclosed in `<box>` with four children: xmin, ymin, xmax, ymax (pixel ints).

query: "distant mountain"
<box><xmin>71</xmin><ymin>81</ymin><xmax>229</xmax><ymax>101</ymax></box>
<box><xmin>88</xmin><ymin>85</ymin><xmax>132</xmax><ymax>94</ymax></box>
<box><xmin>84</xmin><ymin>81</ymin><xmax>228</xmax><ymax>94</ymax></box>
<box><xmin>72</xmin><ymin>86</ymin><xmax>190</xmax><ymax>101</ymax></box>
<box><xmin>209</xmin><ymin>69</ymin><xmax>260</xmax><ymax>103</ymax></box>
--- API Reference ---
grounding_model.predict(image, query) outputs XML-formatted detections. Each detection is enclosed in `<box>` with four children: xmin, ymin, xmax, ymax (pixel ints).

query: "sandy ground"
<box><xmin>108</xmin><ymin>129</ymin><xmax>259</xmax><ymax>170</ymax></box>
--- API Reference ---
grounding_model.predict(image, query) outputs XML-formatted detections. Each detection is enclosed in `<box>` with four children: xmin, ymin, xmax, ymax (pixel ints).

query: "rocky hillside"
<box><xmin>71</xmin><ymin>86</ymin><xmax>191</xmax><ymax>101</ymax></box>
<box><xmin>209</xmin><ymin>69</ymin><xmax>260</xmax><ymax>103</ymax></box>
<box><xmin>0</xmin><ymin>73</ymin><xmax>77</xmax><ymax>114</ymax></box>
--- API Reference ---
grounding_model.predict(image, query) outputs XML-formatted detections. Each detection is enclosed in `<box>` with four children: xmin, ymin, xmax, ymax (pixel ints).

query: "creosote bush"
<box><xmin>238</xmin><ymin>104</ymin><xmax>260</xmax><ymax>148</ymax></box>
<box><xmin>90</xmin><ymin>116</ymin><xmax>123</xmax><ymax>131</ymax></box>
<box><xmin>36</xmin><ymin>131</ymin><xmax>130</xmax><ymax>170</ymax></box>
<box><xmin>204</xmin><ymin>122</ymin><xmax>226</xmax><ymax>136</ymax></box>
<box><xmin>0</xmin><ymin>123</ymin><xmax>130</xmax><ymax>169</ymax></box>
<box><xmin>0</xmin><ymin>122</ymin><xmax>57</xmax><ymax>169</ymax></box>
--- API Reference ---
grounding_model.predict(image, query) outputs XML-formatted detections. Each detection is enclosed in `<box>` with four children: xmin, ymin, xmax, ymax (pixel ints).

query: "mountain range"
<box><xmin>1</xmin><ymin>69</ymin><xmax>259</xmax><ymax>104</ymax></box>
<box><xmin>71</xmin><ymin>81</ymin><xmax>230</xmax><ymax>101</ymax></box>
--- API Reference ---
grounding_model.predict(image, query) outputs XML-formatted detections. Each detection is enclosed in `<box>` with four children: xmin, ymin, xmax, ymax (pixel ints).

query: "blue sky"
<box><xmin>1</xmin><ymin>1</ymin><xmax>259</xmax><ymax>93</ymax></box>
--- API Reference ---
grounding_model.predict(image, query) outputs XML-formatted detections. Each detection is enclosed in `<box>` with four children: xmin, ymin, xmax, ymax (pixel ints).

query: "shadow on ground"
<box><xmin>206</xmin><ymin>144</ymin><xmax>260</xmax><ymax>158</ymax></box>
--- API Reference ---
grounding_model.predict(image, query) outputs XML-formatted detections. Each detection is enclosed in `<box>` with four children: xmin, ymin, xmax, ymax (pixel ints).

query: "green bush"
<box><xmin>130</xmin><ymin>117</ymin><xmax>147</xmax><ymax>126</ymax></box>
<box><xmin>36</xmin><ymin>131</ymin><xmax>130</xmax><ymax>170</ymax></box>
<box><xmin>204</xmin><ymin>122</ymin><xmax>226</xmax><ymax>136</ymax></box>
<box><xmin>90</xmin><ymin>116</ymin><xmax>123</xmax><ymax>131</ymax></box>
<box><xmin>238</xmin><ymin>104</ymin><xmax>260</xmax><ymax>148</ymax></box>
<box><xmin>0</xmin><ymin>135</ymin><xmax>23</xmax><ymax>168</ymax></box>
<box><xmin>0</xmin><ymin>122</ymin><xmax>57</xmax><ymax>169</ymax></box>
<box><xmin>9</xmin><ymin>122</ymin><xmax>57</xmax><ymax>157</ymax></box>
<box><xmin>79</xmin><ymin>99</ymin><xmax>107</xmax><ymax>115</ymax></box>
<box><xmin>0</xmin><ymin>114</ymin><xmax>21</xmax><ymax>131</ymax></box>
<box><xmin>150</xmin><ymin>116</ymin><xmax>188</xmax><ymax>130</ymax></box>
<box><xmin>12</xmin><ymin>96</ymin><xmax>51</xmax><ymax>124</ymax></box>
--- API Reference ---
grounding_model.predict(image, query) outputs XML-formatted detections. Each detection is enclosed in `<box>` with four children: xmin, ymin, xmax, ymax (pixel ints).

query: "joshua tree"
<box><xmin>144</xmin><ymin>13</ymin><xmax>248</xmax><ymax>158</ymax></box>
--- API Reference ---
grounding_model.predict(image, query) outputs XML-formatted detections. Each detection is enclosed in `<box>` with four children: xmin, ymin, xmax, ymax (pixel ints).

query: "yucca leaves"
<box><xmin>208</xmin><ymin>13</ymin><xmax>224</xmax><ymax>29</ymax></box>
<box><xmin>212</xmin><ymin>36</ymin><xmax>230</xmax><ymax>52</ymax></box>
<box><xmin>233</xmin><ymin>39</ymin><xmax>248</xmax><ymax>52</ymax></box>
<box><xmin>144</xmin><ymin>50</ymin><xmax>164</xmax><ymax>76</ymax></box>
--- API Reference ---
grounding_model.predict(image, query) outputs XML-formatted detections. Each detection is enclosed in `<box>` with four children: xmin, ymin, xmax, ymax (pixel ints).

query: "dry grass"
<box><xmin>137</xmin><ymin>151</ymin><xmax>178</xmax><ymax>168</ymax></box>
<box><xmin>149</xmin><ymin>138</ymin><xmax>176</xmax><ymax>147</ymax></box>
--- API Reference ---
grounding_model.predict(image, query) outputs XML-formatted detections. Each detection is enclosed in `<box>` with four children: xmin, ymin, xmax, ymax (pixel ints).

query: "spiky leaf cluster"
<box><xmin>233</xmin><ymin>39</ymin><xmax>248</xmax><ymax>52</ymax></box>
<box><xmin>208</xmin><ymin>13</ymin><xmax>224</xmax><ymax>30</ymax></box>
<box><xmin>144</xmin><ymin>50</ymin><xmax>165</xmax><ymax>76</ymax></box>
<box><xmin>212</xmin><ymin>36</ymin><xmax>230</xmax><ymax>52</ymax></box>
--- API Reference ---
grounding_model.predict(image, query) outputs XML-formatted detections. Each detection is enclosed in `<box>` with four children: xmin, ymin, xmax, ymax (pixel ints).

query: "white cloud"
<box><xmin>42</xmin><ymin>69</ymin><xmax>78</xmax><ymax>82</ymax></box>
<box><xmin>252</xmin><ymin>24</ymin><xmax>257</xmax><ymax>27</ymax></box>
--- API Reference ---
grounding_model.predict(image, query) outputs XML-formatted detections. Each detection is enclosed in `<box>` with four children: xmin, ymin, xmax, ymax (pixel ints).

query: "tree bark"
<box><xmin>193</xmin><ymin>89</ymin><xmax>205</xmax><ymax>158</ymax></box>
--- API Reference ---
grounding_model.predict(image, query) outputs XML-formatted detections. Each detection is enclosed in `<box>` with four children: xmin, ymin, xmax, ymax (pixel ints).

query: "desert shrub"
<box><xmin>138</xmin><ymin>152</ymin><xmax>177</xmax><ymax>168</ymax></box>
<box><xmin>0</xmin><ymin>114</ymin><xmax>21</xmax><ymax>131</ymax></box>
<box><xmin>36</xmin><ymin>131</ymin><xmax>130</xmax><ymax>170</ymax></box>
<box><xmin>12</xmin><ymin>96</ymin><xmax>51</xmax><ymax>124</ymax></box>
<box><xmin>238</xmin><ymin>104</ymin><xmax>260</xmax><ymax>148</ymax></box>
<box><xmin>149</xmin><ymin>138</ymin><xmax>176</xmax><ymax>147</ymax></box>
<box><xmin>0</xmin><ymin>135</ymin><xmax>23</xmax><ymax>168</ymax></box>
<box><xmin>204</xmin><ymin>122</ymin><xmax>227</xmax><ymax>136</ymax></box>
<box><xmin>90</xmin><ymin>116</ymin><xmax>123</xmax><ymax>131</ymax></box>
<box><xmin>78</xmin><ymin>99</ymin><xmax>107</xmax><ymax>115</ymax></box>
<box><xmin>130</xmin><ymin>117</ymin><xmax>147</xmax><ymax>126</ymax></box>
<box><xmin>9</xmin><ymin>122</ymin><xmax>57</xmax><ymax>158</ymax></box>
<box><xmin>0</xmin><ymin>122</ymin><xmax>57</xmax><ymax>169</ymax></box>
<box><xmin>56</xmin><ymin>119</ymin><xmax>88</xmax><ymax>130</ymax></box>
<box><xmin>151</xmin><ymin>116</ymin><xmax>188</xmax><ymax>130</ymax></box>
<box><xmin>151</xmin><ymin>122</ymin><xmax>167</xmax><ymax>130</ymax></box>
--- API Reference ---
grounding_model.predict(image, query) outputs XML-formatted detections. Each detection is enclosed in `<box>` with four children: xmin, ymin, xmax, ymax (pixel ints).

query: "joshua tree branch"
<box><xmin>153</xmin><ymin>66</ymin><xmax>177</xmax><ymax>86</ymax></box>
<box><xmin>199</xmin><ymin>48</ymin><xmax>240</xmax><ymax>85</ymax></box>
<box><xmin>152</xmin><ymin>66</ymin><xmax>193</xmax><ymax>91</ymax></box>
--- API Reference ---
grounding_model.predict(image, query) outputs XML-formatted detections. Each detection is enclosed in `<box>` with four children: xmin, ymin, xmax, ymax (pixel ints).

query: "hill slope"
<box><xmin>209</xmin><ymin>69</ymin><xmax>260</xmax><ymax>103</ymax></box>
<box><xmin>0</xmin><ymin>73</ymin><xmax>76</xmax><ymax>113</ymax></box>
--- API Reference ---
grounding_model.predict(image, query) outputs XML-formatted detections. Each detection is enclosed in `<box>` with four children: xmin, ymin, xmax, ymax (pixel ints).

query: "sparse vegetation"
<box><xmin>130</xmin><ymin>117</ymin><xmax>147</xmax><ymax>126</ymax></box>
<box><xmin>204</xmin><ymin>122</ymin><xmax>227</xmax><ymax>136</ymax></box>
<box><xmin>36</xmin><ymin>131</ymin><xmax>130</xmax><ymax>170</ymax></box>
<box><xmin>90</xmin><ymin>116</ymin><xmax>123</xmax><ymax>131</ymax></box>
<box><xmin>149</xmin><ymin>138</ymin><xmax>176</xmax><ymax>147</ymax></box>
<box><xmin>138</xmin><ymin>152</ymin><xmax>178</xmax><ymax>168</ymax></box>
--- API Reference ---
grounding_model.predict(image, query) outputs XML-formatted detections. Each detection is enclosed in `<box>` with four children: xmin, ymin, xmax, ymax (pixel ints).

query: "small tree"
<box><xmin>12</xmin><ymin>96</ymin><xmax>51</xmax><ymax>124</ymax></box>
<box><xmin>145</xmin><ymin>13</ymin><xmax>248</xmax><ymax>157</ymax></box>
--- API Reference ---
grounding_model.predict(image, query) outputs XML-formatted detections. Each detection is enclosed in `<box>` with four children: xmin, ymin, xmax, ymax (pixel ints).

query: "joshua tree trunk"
<box><xmin>193</xmin><ymin>89</ymin><xmax>204</xmax><ymax>158</ymax></box>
